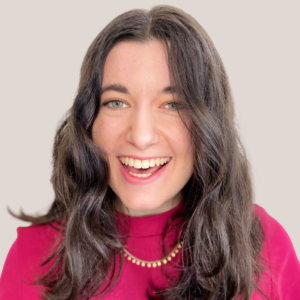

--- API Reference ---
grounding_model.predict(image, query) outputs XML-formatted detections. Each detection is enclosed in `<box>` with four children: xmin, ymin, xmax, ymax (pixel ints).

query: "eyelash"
<box><xmin>102</xmin><ymin>100</ymin><xmax>128</xmax><ymax>110</ymax></box>
<box><xmin>102</xmin><ymin>100</ymin><xmax>181</xmax><ymax>111</ymax></box>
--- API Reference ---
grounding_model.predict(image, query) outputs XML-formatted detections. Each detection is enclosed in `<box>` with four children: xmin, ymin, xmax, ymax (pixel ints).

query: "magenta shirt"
<box><xmin>1</xmin><ymin>204</ymin><xmax>300</xmax><ymax>299</ymax></box>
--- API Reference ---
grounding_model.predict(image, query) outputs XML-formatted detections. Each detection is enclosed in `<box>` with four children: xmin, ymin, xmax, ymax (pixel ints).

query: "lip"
<box><xmin>118</xmin><ymin>158</ymin><xmax>170</xmax><ymax>185</ymax></box>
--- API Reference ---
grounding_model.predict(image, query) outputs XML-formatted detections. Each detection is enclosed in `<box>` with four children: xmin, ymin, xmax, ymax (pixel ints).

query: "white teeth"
<box><xmin>134</xmin><ymin>159</ymin><xmax>142</xmax><ymax>169</ymax></box>
<box><xmin>149</xmin><ymin>158</ymin><xmax>155</xmax><ymax>167</ymax></box>
<box><xmin>141</xmin><ymin>160</ymin><xmax>149</xmax><ymax>169</ymax></box>
<box><xmin>128</xmin><ymin>171</ymin><xmax>152</xmax><ymax>178</ymax></box>
<box><xmin>129</xmin><ymin>158</ymin><xmax>134</xmax><ymax>167</ymax></box>
<box><xmin>120</xmin><ymin>157</ymin><xmax>171</xmax><ymax>169</ymax></box>
<box><xmin>155</xmin><ymin>158</ymin><xmax>160</xmax><ymax>166</ymax></box>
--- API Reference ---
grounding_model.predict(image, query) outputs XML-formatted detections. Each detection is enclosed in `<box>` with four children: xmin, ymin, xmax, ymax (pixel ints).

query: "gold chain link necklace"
<box><xmin>121</xmin><ymin>241</ymin><xmax>183</xmax><ymax>268</ymax></box>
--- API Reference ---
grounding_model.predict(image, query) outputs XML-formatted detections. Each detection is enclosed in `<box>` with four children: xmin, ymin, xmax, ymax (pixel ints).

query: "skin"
<box><xmin>92</xmin><ymin>39</ymin><xmax>194</xmax><ymax>217</ymax></box>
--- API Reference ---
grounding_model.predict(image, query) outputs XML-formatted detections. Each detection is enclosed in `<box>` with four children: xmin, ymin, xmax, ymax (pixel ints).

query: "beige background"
<box><xmin>0</xmin><ymin>1</ymin><xmax>299</xmax><ymax>273</ymax></box>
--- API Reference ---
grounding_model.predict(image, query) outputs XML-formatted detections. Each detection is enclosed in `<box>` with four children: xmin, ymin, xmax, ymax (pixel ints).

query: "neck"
<box><xmin>115</xmin><ymin>193</ymin><xmax>182</xmax><ymax>217</ymax></box>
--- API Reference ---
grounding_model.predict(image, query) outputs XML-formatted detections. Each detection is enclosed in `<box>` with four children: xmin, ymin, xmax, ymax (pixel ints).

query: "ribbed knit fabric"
<box><xmin>1</xmin><ymin>203</ymin><xmax>300</xmax><ymax>299</ymax></box>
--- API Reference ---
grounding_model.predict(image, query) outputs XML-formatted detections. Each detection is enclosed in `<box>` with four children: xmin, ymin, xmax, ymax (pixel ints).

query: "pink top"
<box><xmin>0</xmin><ymin>204</ymin><xmax>300</xmax><ymax>299</ymax></box>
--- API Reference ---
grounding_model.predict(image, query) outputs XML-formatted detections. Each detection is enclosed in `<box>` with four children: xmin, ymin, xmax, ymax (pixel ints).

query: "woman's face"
<box><xmin>92</xmin><ymin>40</ymin><xmax>194</xmax><ymax>216</ymax></box>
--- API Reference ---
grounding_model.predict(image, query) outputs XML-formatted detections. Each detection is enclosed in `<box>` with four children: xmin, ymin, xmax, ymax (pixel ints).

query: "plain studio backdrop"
<box><xmin>0</xmin><ymin>1</ymin><xmax>299</xmax><ymax>273</ymax></box>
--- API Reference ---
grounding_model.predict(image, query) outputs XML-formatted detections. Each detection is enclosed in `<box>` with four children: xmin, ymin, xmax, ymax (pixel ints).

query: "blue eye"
<box><xmin>163</xmin><ymin>102</ymin><xmax>180</xmax><ymax>110</ymax></box>
<box><xmin>167</xmin><ymin>103</ymin><xmax>176</xmax><ymax>110</ymax></box>
<box><xmin>104</xmin><ymin>100</ymin><xmax>128</xmax><ymax>109</ymax></box>
<box><xmin>111</xmin><ymin>100</ymin><xmax>123</xmax><ymax>108</ymax></box>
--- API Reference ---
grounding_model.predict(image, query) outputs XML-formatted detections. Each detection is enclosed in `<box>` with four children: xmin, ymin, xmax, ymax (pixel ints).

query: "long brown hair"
<box><xmin>13</xmin><ymin>5</ymin><xmax>266</xmax><ymax>300</ymax></box>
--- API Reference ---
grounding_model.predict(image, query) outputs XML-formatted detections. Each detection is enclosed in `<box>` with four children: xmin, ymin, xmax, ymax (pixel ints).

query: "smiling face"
<box><xmin>92</xmin><ymin>39</ymin><xmax>194</xmax><ymax>216</ymax></box>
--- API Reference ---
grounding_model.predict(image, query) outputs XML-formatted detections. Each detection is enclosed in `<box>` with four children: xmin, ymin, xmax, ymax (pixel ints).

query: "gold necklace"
<box><xmin>122</xmin><ymin>241</ymin><xmax>183</xmax><ymax>268</ymax></box>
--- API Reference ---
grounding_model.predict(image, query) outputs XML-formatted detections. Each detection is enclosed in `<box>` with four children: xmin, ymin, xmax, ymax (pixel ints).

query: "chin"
<box><xmin>123</xmin><ymin>196</ymin><xmax>163</xmax><ymax>212</ymax></box>
<box><xmin>114</xmin><ymin>189</ymin><xmax>181</xmax><ymax>216</ymax></box>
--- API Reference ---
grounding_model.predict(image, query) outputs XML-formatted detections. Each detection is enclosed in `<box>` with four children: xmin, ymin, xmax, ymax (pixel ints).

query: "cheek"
<box><xmin>92</xmin><ymin>116</ymin><xmax>120</xmax><ymax>184</ymax></box>
<box><xmin>161</xmin><ymin>117</ymin><xmax>192</xmax><ymax>154</ymax></box>
<box><xmin>92</xmin><ymin>113</ymin><xmax>122</xmax><ymax>152</ymax></box>
<box><xmin>175</xmin><ymin>125</ymin><xmax>193</xmax><ymax>170</ymax></box>
<box><xmin>160</xmin><ymin>118</ymin><xmax>194</xmax><ymax>179</ymax></box>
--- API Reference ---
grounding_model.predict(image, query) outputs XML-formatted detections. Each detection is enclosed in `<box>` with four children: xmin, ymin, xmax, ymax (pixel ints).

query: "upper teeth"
<box><xmin>119</xmin><ymin>157</ymin><xmax>170</xmax><ymax>169</ymax></box>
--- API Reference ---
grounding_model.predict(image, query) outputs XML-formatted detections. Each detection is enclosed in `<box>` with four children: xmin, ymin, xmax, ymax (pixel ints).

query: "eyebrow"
<box><xmin>100</xmin><ymin>84</ymin><xmax>177</xmax><ymax>96</ymax></box>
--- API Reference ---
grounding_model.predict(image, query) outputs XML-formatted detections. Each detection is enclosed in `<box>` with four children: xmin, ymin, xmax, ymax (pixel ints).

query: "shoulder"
<box><xmin>254</xmin><ymin>204</ymin><xmax>299</xmax><ymax>259</ymax></box>
<box><xmin>16</xmin><ymin>222</ymin><xmax>62</xmax><ymax>267</ymax></box>
<box><xmin>253</xmin><ymin>204</ymin><xmax>300</xmax><ymax>299</ymax></box>
<box><xmin>0</xmin><ymin>222</ymin><xmax>62</xmax><ymax>300</ymax></box>
<box><xmin>254</xmin><ymin>205</ymin><xmax>290</xmax><ymax>241</ymax></box>
<box><xmin>17</xmin><ymin>222</ymin><xmax>61</xmax><ymax>249</ymax></box>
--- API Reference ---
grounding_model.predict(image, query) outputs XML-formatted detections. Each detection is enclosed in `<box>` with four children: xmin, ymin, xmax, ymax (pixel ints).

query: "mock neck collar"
<box><xmin>115</xmin><ymin>199</ymin><xmax>184</xmax><ymax>237</ymax></box>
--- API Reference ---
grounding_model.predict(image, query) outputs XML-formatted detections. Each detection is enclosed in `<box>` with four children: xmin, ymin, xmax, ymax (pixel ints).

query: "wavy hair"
<box><xmin>14</xmin><ymin>5</ymin><xmax>266</xmax><ymax>300</ymax></box>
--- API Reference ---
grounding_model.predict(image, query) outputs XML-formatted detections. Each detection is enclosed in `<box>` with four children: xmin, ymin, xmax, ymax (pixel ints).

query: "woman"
<box><xmin>0</xmin><ymin>5</ymin><xmax>299</xmax><ymax>300</ymax></box>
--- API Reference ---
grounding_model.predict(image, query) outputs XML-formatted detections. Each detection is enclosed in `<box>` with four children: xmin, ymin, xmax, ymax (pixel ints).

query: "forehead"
<box><xmin>101</xmin><ymin>40</ymin><xmax>171</xmax><ymax>95</ymax></box>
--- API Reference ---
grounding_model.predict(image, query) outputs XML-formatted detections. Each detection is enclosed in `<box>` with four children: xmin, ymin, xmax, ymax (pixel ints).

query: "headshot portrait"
<box><xmin>0</xmin><ymin>1</ymin><xmax>299</xmax><ymax>299</ymax></box>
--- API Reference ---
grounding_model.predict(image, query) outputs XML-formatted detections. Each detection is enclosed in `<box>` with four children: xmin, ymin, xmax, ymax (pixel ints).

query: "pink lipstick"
<box><xmin>118</xmin><ymin>158</ymin><xmax>170</xmax><ymax>185</ymax></box>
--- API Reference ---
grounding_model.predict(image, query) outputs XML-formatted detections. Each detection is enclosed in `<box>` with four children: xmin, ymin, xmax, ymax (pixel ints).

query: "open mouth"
<box><xmin>119</xmin><ymin>157</ymin><xmax>170</xmax><ymax>178</ymax></box>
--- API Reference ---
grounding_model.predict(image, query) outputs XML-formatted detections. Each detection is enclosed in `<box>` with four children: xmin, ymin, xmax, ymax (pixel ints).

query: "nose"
<box><xmin>126</xmin><ymin>107</ymin><xmax>159</xmax><ymax>150</ymax></box>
